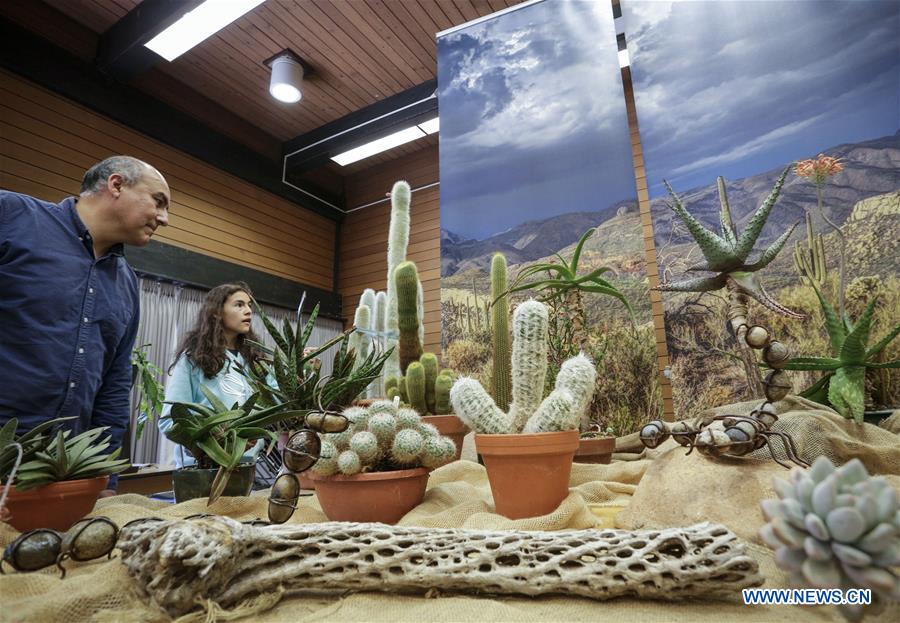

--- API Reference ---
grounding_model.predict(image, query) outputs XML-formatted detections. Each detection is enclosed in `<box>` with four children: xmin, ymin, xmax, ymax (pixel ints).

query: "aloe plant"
<box><xmin>162</xmin><ymin>386</ymin><xmax>308</xmax><ymax>503</ymax></box>
<box><xmin>4</xmin><ymin>422</ymin><xmax>130</xmax><ymax>491</ymax></box>
<box><xmin>241</xmin><ymin>302</ymin><xmax>393</xmax><ymax>430</ymax></box>
<box><xmin>132</xmin><ymin>344</ymin><xmax>164</xmax><ymax>439</ymax></box>
<box><xmin>1</xmin><ymin>417</ymin><xmax>75</xmax><ymax>486</ymax></box>
<box><xmin>782</xmin><ymin>282</ymin><xmax>900</xmax><ymax>422</ymax></box>
<box><xmin>502</xmin><ymin>227</ymin><xmax>633</xmax><ymax>350</ymax></box>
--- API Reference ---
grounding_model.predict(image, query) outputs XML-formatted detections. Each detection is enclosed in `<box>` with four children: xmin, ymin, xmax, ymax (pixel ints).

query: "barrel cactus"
<box><xmin>760</xmin><ymin>456</ymin><xmax>900</xmax><ymax>621</ymax></box>
<box><xmin>312</xmin><ymin>400</ymin><xmax>457</xmax><ymax>475</ymax></box>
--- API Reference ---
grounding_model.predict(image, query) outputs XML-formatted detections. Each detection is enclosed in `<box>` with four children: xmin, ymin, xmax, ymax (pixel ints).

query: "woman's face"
<box><xmin>221</xmin><ymin>290</ymin><xmax>253</xmax><ymax>336</ymax></box>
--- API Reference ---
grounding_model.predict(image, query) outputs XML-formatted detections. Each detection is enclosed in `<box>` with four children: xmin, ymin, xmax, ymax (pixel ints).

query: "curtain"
<box><xmin>129</xmin><ymin>277</ymin><xmax>343</xmax><ymax>466</ymax></box>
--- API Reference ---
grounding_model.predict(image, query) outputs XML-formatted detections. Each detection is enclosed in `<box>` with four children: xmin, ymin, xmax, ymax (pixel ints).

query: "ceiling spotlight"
<box><xmin>265</xmin><ymin>50</ymin><xmax>310</xmax><ymax>104</ymax></box>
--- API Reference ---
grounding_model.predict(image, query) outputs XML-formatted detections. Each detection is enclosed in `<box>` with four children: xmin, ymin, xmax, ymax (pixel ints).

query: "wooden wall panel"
<box><xmin>339</xmin><ymin>145</ymin><xmax>441</xmax><ymax>356</ymax></box>
<box><xmin>0</xmin><ymin>69</ymin><xmax>335</xmax><ymax>290</ymax></box>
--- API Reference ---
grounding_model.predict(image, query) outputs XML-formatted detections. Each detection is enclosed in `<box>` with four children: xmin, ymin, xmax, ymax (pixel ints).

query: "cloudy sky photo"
<box><xmin>624</xmin><ymin>0</ymin><xmax>900</xmax><ymax>198</ymax></box>
<box><xmin>437</xmin><ymin>0</ymin><xmax>635</xmax><ymax>241</ymax></box>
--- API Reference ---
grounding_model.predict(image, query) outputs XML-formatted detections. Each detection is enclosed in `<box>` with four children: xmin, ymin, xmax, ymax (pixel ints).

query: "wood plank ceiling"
<box><xmin>36</xmin><ymin>0</ymin><xmax>524</xmax><ymax>184</ymax></box>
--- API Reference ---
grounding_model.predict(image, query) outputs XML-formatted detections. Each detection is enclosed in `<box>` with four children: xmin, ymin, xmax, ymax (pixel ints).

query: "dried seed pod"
<box><xmin>268</xmin><ymin>473</ymin><xmax>301</xmax><ymax>524</ymax></box>
<box><xmin>763</xmin><ymin>341</ymin><xmax>790</xmax><ymax>368</ymax></box>
<box><xmin>639</xmin><ymin>420</ymin><xmax>669</xmax><ymax>449</ymax></box>
<box><xmin>61</xmin><ymin>517</ymin><xmax>118</xmax><ymax>562</ymax></box>
<box><xmin>745</xmin><ymin>326</ymin><xmax>771</xmax><ymax>349</ymax></box>
<box><xmin>764</xmin><ymin>370</ymin><xmax>792</xmax><ymax>402</ymax></box>
<box><xmin>304</xmin><ymin>412</ymin><xmax>349</xmax><ymax>433</ymax></box>
<box><xmin>1</xmin><ymin>529</ymin><xmax>61</xmax><ymax>573</ymax></box>
<box><xmin>283</xmin><ymin>429</ymin><xmax>321</xmax><ymax>473</ymax></box>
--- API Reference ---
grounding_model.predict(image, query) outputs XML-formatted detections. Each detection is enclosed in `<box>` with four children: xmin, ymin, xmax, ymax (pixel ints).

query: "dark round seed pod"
<box><xmin>764</xmin><ymin>370</ymin><xmax>792</xmax><ymax>402</ymax></box>
<box><xmin>763</xmin><ymin>341</ymin><xmax>790</xmax><ymax>368</ymax></box>
<box><xmin>267</xmin><ymin>473</ymin><xmax>301</xmax><ymax>524</ymax></box>
<box><xmin>639</xmin><ymin>421</ymin><xmax>669</xmax><ymax>449</ymax></box>
<box><xmin>744</xmin><ymin>326</ymin><xmax>771</xmax><ymax>349</ymax></box>
<box><xmin>2</xmin><ymin>529</ymin><xmax>62</xmax><ymax>572</ymax></box>
<box><xmin>283</xmin><ymin>429</ymin><xmax>321</xmax><ymax>473</ymax></box>
<box><xmin>304</xmin><ymin>412</ymin><xmax>349</xmax><ymax>433</ymax></box>
<box><xmin>62</xmin><ymin>517</ymin><xmax>118</xmax><ymax>561</ymax></box>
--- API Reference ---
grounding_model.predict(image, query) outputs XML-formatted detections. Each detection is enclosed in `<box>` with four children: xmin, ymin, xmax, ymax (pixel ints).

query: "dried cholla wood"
<box><xmin>118</xmin><ymin>517</ymin><xmax>763</xmax><ymax>617</ymax></box>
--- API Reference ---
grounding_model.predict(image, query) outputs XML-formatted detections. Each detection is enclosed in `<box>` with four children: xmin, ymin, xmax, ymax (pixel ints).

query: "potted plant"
<box><xmin>1</xmin><ymin>418</ymin><xmax>130</xmax><ymax>532</ymax></box>
<box><xmin>131</xmin><ymin>343</ymin><xmax>164</xmax><ymax>439</ymax></box>
<box><xmin>162</xmin><ymin>387</ymin><xmax>308</xmax><ymax>503</ymax></box>
<box><xmin>450</xmin><ymin>300</ymin><xmax>597</xmax><ymax>519</ymax></box>
<box><xmin>307</xmin><ymin>399</ymin><xmax>458</xmax><ymax>523</ymax></box>
<box><xmin>782</xmin><ymin>280</ymin><xmax>899</xmax><ymax>424</ymax></box>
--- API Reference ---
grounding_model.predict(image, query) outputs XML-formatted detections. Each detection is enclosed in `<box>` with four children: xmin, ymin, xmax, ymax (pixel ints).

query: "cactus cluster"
<box><xmin>450</xmin><ymin>300</ymin><xmax>596</xmax><ymax>435</ymax></box>
<box><xmin>793</xmin><ymin>211</ymin><xmax>828</xmax><ymax>286</ymax></box>
<box><xmin>384</xmin><ymin>181</ymin><xmax>412</xmax><ymax>383</ymax></box>
<box><xmin>491</xmin><ymin>253</ymin><xmax>511</xmax><ymax>412</ymax></box>
<box><xmin>386</xmin><ymin>353</ymin><xmax>455</xmax><ymax>415</ymax></box>
<box><xmin>760</xmin><ymin>456</ymin><xmax>899</xmax><ymax>621</ymax></box>
<box><xmin>311</xmin><ymin>399</ymin><xmax>458</xmax><ymax>476</ymax></box>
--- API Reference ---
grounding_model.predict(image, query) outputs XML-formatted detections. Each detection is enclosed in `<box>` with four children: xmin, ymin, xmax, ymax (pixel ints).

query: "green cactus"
<box><xmin>348</xmin><ymin>304</ymin><xmax>371</xmax><ymax>371</ymax></box>
<box><xmin>490</xmin><ymin>253</ymin><xmax>512</xmax><ymax>412</ymax></box>
<box><xmin>421</xmin><ymin>436</ymin><xmax>457</xmax><ymax>468</ymax></box>
<box><xmin>395</xmin><ymin>261</ymin><xmax>423</xmax><ymax>373</ymax></box>
<box><xmin>420</xmin><ymin>352</ymin><xmax>438</xmax><ymax>413</ymax></box>
<box><xmin>349</xmin><ymin>431</ymin><xmax>379</xmax><ymax>463</ymax></box>
<box><xmin>396</xmin><ymin>407</ymin><xmax>421</xmax><ymax>430</ymax></box>
<box><xmin>434</xmin><ymin>373</ymin><xmax>453</xmax><ymax>415</ymax></box>
<box><xmin>405</xmin><ymin>361</ymin><xmax>428</xmax><ymax>414</ymax></box>
<box><xmin>311</xmin><ymin>440</ymin><xmax>339</xmax><ymax>476</ymax></box>
<box><xmin>793</xmin><ymin>211</ymin><xmax>827</xmax><ymax>286</ymax></box>
<box><xmin>384</xmin><ymin>181</ymin><xmax>411</xmax><ymax>383</ymax></box>
<box><xmin>337</xmin><ymin>449</ymin><xmax>362</xmax><ymax>475</ymax></box>
<box><xmin>386</xmin><ymin>387</ymin><xmax>400</xmax><ymax>401</ymax></box>
<box><xmin>450</xmin><ymin>300</ymin><xmax>596</xmax><ymax>436</ymax></box>
<box><xmin>398</xmin><ymin>375</ymin><xmax>408</xmax><ymax>403</ymax></box>
<box><xmin>368</xmin><ymin>412</ymin><xmax>398</xmax><ymax>448</ymax></box>
<box><xmin>384</xmin><ymin>376</ymin><xmax>399</xmax><ymax>395</ymax></box>
<box><xmin>391</xmin><ymin>428</ymin><xmax>424</xmax><ymax>465</ymax></box>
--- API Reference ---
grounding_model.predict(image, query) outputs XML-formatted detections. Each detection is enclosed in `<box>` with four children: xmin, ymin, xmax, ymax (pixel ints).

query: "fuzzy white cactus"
<box><xmin>311</xmin><ymin>440</ymin><xmax>339</xmax><ymax>476</ymax></box>
<box><xmin>450</xmin><ymin>300</ymin><xmax>596</xmax><ymax>436</ymax></box>
<box><xmin>348</xmin><ymin>304</ymin><xmax>371</xmax><ymax>373</ymax></box>
<box><xmin>350</xmin><ymin>431</ymin><xmax>380</xmax><ymax>463</ymax></box>
<box><xmin>384</xmin><ymin>181</ymin><xmax>411</xmax><ymax>383</ymax></box>
<box><xmin>391</xmin><ymin>429</ymin><xmax>425</xmax><ymax>465</ymax></box>
<box><xmin>370</xmin><ymin>290</ymin><xmax>388</xmax><ymax>398</ymax></box>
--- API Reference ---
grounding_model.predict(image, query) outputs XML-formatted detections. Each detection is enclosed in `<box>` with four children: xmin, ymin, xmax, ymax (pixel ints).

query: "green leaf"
<box><xmin>299</xmin><ymin>303</ymin><xmax>320</xmax><ymax>351</ymax></box>
<box><xmin>199</xmin><ymin>385</ymin><xmax>229</xmax><ymax>413</ymax></box>
<box><xmin>781</xmin><ymin>357</ymin><xmax>844</xmax><ymax>371</ymax></box>
<box><xmin>798</xmin><ymin>372</ymin><xmax>832</xmax><ymax>405</ymax></box>
<box><xmin>569</xmin><ymin>227</ymin><xmax>595</xmax><ymax>273</ymax></box>
<box><xmin>282</xmin><ymin>316</ymin><xmax>296</xmax><ymax>353</ymax></box>
<box><xmin>207</xmin><ymin>466</ymin><xmax>232</xmax><ymax>505</ymax></box>
<box><xmin>255</xmin><ymin>302</ymin><xmax>289</xmax><ymax>355</ymax></box>
<box><xmin>809</xmin><ymin>281</ymin><xmax>846</xmax><ymax>355</ymax></box>
<box><xmin>865</xmin><ymin>359</ymin><xmax>900</xmax><ymax>369</ymax></box>
<box><xmin>0</xmin><ymin>418</ymin><xmax>17</xmax><ymax>450</ymax></box>
<box><xmin>839</xmin><ymin>297</ymin><xmax>878</xmax><ymax>365</ymax></box>
<box><xmin>828</xmin><ymin>366</ymin><xmax>865</xmax><ymax>423</ymax></box>
<box><xmin>865</xmin><ymin>323</ymin><xmax>900</xmax><ymax>359</ymax></box>
<box><xmin>196</xmin><ymin>437</ymin><xmax>232</xmax><ymax>468</ymax></box>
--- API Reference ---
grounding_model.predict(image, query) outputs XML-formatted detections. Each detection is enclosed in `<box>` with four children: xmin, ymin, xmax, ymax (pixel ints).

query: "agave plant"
<box><xmin>7</xmin><ymin>424</ymin><xmax>130</xmax><ymax>491</ymax></box>
<box><xmin>162</xmin><ymin>386</ymin><xmax>308</xmax><ymax>503</ymax></box>
<box><xmin>782</xmin><ymin>282</ymin><xmax>900</xmax><ymax>422</ymax></box>
<box><xmin>501</xmin><ymin>227</ymin><xmax>634</xmax><ymax>350</ymax></box>
<box><xmin>1</xmin><ymin>417</ymin><xmax>76</xmax><ymax>486</ymax></box>
<box><xmin>242</xmin><ymin>302</ymin><xmax>393</xmax><ymax>430</ymax></box>
<box><xmin>658</xmin><ymin>168</ymin><xmax>802</xmax><ymax>318</ymax></box>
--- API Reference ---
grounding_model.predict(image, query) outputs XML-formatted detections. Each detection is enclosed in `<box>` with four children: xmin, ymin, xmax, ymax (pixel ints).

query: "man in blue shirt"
<box><xmin>1</xmin><ymin>155</ymin><xmax>170</xmax><ymax>495</ymax></box>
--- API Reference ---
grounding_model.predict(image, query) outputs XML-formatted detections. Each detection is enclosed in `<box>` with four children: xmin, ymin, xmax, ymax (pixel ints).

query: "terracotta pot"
<box><xmin>575</xmin><ymin>436</ymin><xmax>616</xmax><ymax>464</ymax></box>
<box><xmin>4</xmin><ymin>476</ymin><xmax>108</xmax><ymax>532</ymax></box>
<box><xmin>306</xmin><ymin>467</ymin><xmax>429</xmax><ymax>524</ymax></box>
<box><xmin>422</xmin><ymin>414</ymin><xmax>469</xmax><ymax>460</ymax></box>
<box><xmin>475</xmin><ymin>430</ymin><xmax>579</xmax><ymax>519</ymax></box>
<box><xmin>352</xmin><ymin>398</ymin><xmax>377</xmax><ymax>408</ymax></box>
<box><xmin>172</xmin><ymin>463</ymin><xmax>255</xmax><ymax>503</ymax></box>
<box><xmin>296</xmin><ymin>471</ymin><xmax>316</xmax><ymax>491</ymax></box>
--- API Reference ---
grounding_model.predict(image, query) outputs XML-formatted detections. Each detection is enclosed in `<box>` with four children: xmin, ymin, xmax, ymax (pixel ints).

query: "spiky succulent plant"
<box><xmin>311</xmin><ymin>399</ymin><xmax>457</xmax><ymax>476</ymax></box>
<box><xmin>659</xmin><ymin>168</ymin><xmax>802</xmax><ymax>318</ymax></box>
<box><xmin>760</xmin><ymin>456</ymin><xmax>899</xmax><ymax>621</ymax></box>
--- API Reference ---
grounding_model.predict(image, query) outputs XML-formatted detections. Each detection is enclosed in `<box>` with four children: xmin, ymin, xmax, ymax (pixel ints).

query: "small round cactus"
<box><xmin>368</xmin><ymin>399</ymin><xmax>398</xmax><ymax>416</ymax></box>
<box><xmin>396</xmin><ymin>408</ymin><xmax>421</xmax><ymax>430</ymax></box>
<box><xmin>417</xmin><ymin>422</ymin><xmax>440</xmax><ymax>439</ymax></box>
<box><xmin>421</xmin><ymin>436</ymin><xmax>457</xmax><ymax>469</ymax></box>
<box><xmin>311</xmin><ymin>440</ymin><xmax>339</xmax><ymax>476</ymax></box>
<box><xmin>368</xmin><ymin>412</ymin><xmax>398</xmax><ymax>447</ymax></box>
<box><xmin>343</xmin><ymin>406</ymin><xmax>370</xmax><ymax>433</ymax></box>
<box><xmin>349</xmin><ymin>431</ymin><xmax>379</xmax><ymax>463</ymax></box>
<box><xmin>760</xmin><ymin>456</ymin><xmax>900</xmax><ymax>620</ymax></box>
<box><xmin>337</xmin><ymin>450</ymin><xmax>362</xmax><ymax>475</ymax></box>
<box><xmin>391</xmin><ymin>429</ymin><xmax>424</xmax><ymax>465</ymax></box>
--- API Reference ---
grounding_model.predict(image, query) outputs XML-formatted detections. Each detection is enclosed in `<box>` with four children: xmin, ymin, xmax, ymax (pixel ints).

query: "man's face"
<box><xmin>113</xmin><ymin>168</ymin><xmax>170</xmax><ymax>246</ymax></box>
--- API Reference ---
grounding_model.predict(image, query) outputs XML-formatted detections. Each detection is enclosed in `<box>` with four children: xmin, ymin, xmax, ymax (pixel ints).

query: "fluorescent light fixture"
<box><xmin>331</xmin><ymin>126</ymin><xmax>426</xmax><ymax>166</ymax></box>
<box><xmin>417</xmin><ymin>117</ymin><xmax>440</xmax><ymax>135</ymax></box>
<box><xmin>145</xmin><ymin>0</ymin><xmax>266</xmax><ymax>62</ymax></box>
<box><xmin>618</xmin><ymin>48</ymin><xmax>630</xmax><ymax>69</ymax></box>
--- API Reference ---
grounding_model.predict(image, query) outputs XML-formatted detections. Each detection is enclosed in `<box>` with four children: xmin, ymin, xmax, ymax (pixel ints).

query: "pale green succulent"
<box><xmin>659</xmin><ymin>168</ymin><xmax>803</xmax><ymax>318</ymax></box>
<box><xmin>760</xmin><ymin>456</ymin><xmax>899</xmax><ymax>621</ymax></box>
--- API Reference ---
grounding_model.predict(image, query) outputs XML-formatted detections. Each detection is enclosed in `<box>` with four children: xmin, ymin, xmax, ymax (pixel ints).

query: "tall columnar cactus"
<box><xmin>395</xmin><ymin>261</ymin><xmax>423</xmax><ymax>372</ymax></box>
<box><xmin>395</xmin><ymin>354</ymin><xmax>454</xmax><ymax>415</ymax></box>
<box><xmin>311</xmin><ymin>399</ymin><xmax>457</xmax><ymax>475</ymax></box>
<box><xmin>490</xmin><ymin>253</ymin><xmax>512</xmax><ymax>412</ymax></box>
<box><xmin>508</xmin><ymin>300</ymin><xmax>550</xmax><ymax>432</ymax></box>
<box><xmin>433</xmin><ymin>373</ymin><xmax>453</xmax><ymax>415</ymax></box>
<box><xmin>405</xmin><ymin>361</ymin><xmax>428</xmax><ymax>414</ymax></box>
<box><xmin>417</xmin><ymin>279</ymin><xmax>425</xmax><ymax>350</ymax></box>
<box><xmin>420</xmin><ymin>353</ymin><xmax>438</xmax><ymax>413</ymax></box>
<box><xmin>384</xmin><ymin>181</ymin><xmax>411</xmax><ymax>383</ymax></box>
<box><xmin>369</xmin><ymin>290</ymin><xmax>388</xmax><ymax>397</ymax></box>
<box><xmin>793</xmin><ymin>211</ymin><xmax>827</xmax><ymax>286</ymax></box>
<box><xmin>450</xmin><ymin>300</ymin><xmax>596</xmax><ymax>435</ymax></box>
<box><xmin>348</xmin><ymin>304</ymin><xmax>371</xmax><ymax>372</ymax></box>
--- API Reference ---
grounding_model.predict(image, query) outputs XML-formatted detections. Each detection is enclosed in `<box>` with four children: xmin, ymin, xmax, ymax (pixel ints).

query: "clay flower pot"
<box><xmin>307</xmin><ymin>467</ymin><xmax>429</xmax><ymax>524</ymax></box>
<box><xmin>475</xmin><ymin>430</ymin><xmax>579</xmax><ymax>519</ymax></box>
<box><xmin>575</xmin><ymin>436</ymin><xmax>616</xmax><ymax>464</ymax></box>
<box><xmin>3</xmin><ymin>476</ymin><xmax>109</xmax><ymax>532</ymax></box>
<box><xmin>422</xmin><ymin>415</ymin><xmax>469</xmax><ymax>460</ymax></box>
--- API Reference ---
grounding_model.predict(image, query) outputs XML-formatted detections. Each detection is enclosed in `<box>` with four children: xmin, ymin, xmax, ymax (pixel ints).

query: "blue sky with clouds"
<box><xmin>624</xmin><ymin>0</ymin><xmax>900</xmax><ymax>198</ymax></box>
<box><xmin>437</xmin><ymin>0</ymin><xmax>635</xmax><ymax>241</ymax></box>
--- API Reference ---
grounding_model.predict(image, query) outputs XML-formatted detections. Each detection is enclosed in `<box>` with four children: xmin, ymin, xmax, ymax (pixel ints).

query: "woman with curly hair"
<box><xmin>159</xmin><ymin>282</ymin><xmax>267</xmax><ymax>468</ymax></box>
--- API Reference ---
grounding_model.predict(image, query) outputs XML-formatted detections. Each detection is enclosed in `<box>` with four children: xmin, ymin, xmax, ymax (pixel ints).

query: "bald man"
<box><xmin>1</xmin><ymin>156</ymin><xmax>170</xmax><ymax>494</ymax></box>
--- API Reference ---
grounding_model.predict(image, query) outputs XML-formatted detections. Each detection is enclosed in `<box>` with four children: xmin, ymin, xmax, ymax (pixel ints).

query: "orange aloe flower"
<box><xmin>794</xmin><ymin>154</ymin><xmax>844</xmax><ymax>186</ymax></box>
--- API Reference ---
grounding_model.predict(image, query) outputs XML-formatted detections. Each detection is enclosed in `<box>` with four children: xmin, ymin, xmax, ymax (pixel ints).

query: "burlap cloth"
<box><xmin>2</xmin><ymin>398</ymin><xmax>898</xmax><ymax>622</ymax></box>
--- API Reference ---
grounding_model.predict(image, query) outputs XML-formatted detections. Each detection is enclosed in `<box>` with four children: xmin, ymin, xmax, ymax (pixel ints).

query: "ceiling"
<box><xmin>3</xmin><ymin>0</ymin><xmax>525</xmax><ymax>202</ymax></box>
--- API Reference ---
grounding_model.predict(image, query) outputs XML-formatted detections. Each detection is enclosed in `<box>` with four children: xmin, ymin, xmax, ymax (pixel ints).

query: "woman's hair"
<box><xmin>170</xmin><ymin>282</ymin><xmax>262</xmax><ymax>378</ymax></box>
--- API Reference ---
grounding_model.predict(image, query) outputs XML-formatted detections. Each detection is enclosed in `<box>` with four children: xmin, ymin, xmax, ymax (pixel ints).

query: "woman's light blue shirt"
<box><xmin>159</xmin><ymin>350</ymin><xmax>267</xmax><ymax>469</ymax></box>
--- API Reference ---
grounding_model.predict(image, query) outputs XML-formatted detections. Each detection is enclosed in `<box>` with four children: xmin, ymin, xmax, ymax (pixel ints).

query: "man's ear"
<box><xmin>107</xmin><ymin>173</ymin><xmax>124</xmax><ymax>198</ymax></box>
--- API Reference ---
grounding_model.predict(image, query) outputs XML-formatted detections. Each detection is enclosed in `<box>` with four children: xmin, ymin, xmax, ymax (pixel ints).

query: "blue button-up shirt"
<box><xmin>1</xmin><ymin>191</ymin><xmax>139</xmax><ymax>485</ymax></box>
